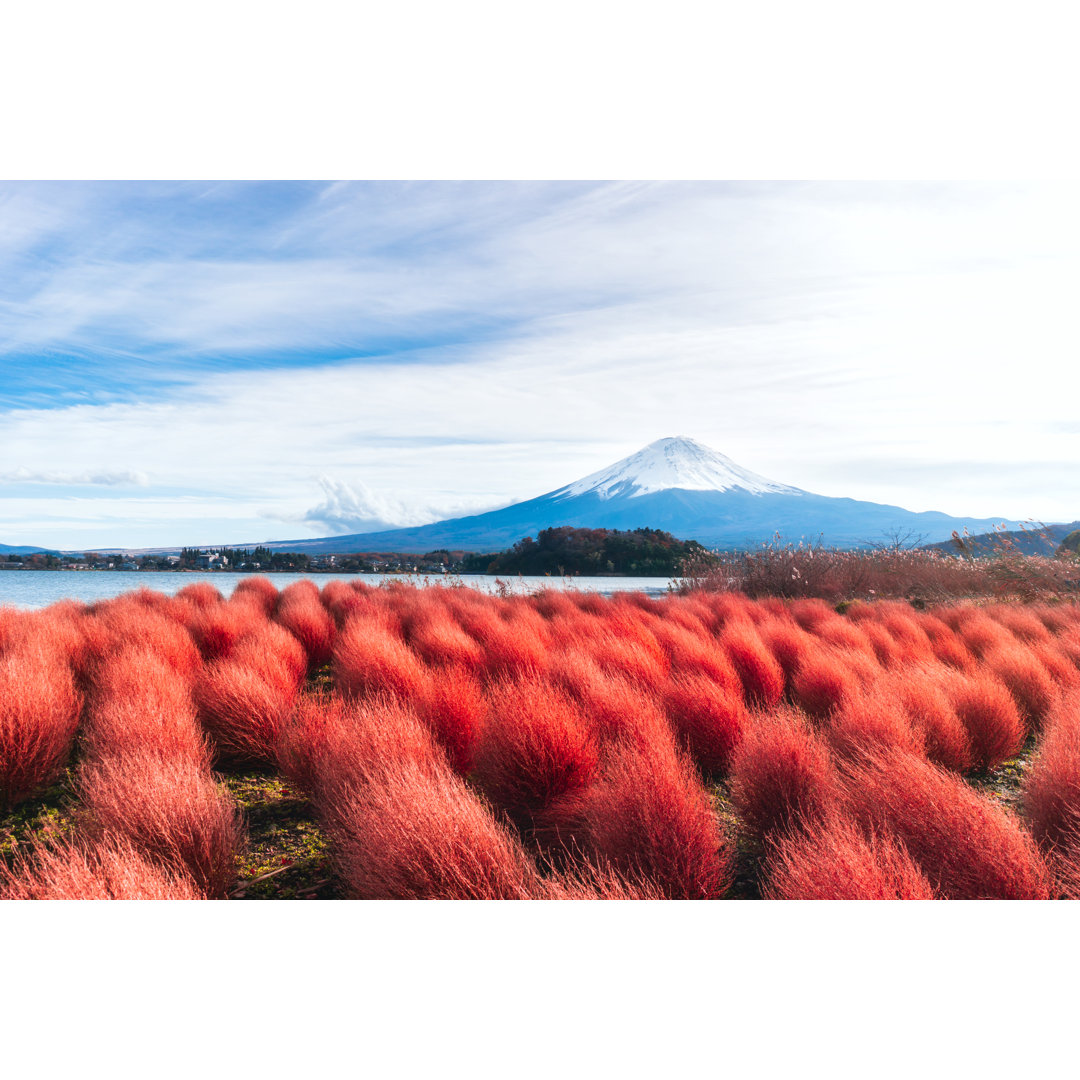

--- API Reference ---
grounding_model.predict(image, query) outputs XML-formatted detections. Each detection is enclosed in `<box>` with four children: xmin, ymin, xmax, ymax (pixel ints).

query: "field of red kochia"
<box><xmin>3</xmin><ymin>577</ymin><xmax>1080</xmax><ymax>899</ymax></box>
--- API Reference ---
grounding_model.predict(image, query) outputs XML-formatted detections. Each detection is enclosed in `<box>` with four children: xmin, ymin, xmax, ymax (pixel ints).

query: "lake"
<box><xmin>0</xmin><ymin>569</ymin><xmax>680</xmax><ymax>610</ymax></box>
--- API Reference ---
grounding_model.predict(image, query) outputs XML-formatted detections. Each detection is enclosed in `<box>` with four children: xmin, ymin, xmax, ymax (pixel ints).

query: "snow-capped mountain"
<box><xmin>555</xmin><ymin>437</ymin><xmax>802</xmax><ymax>499</ymax></box>
<box><xmin>258</xmin><ymin>437</ymin><xmax>1026</xmax><ymax>555</ymax></box>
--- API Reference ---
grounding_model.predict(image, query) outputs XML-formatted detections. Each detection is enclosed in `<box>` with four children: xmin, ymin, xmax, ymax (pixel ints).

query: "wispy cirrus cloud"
<box><xmin>0</xmin><ymin>467</ymin><xmax>149</xmax><ymax>487</ymax></box>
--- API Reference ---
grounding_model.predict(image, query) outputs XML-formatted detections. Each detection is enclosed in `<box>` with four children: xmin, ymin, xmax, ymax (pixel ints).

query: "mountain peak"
<box><xmin>555</xmin><ymin>437</ymin><xmax>803</xmax><ymax>501</ymax></box>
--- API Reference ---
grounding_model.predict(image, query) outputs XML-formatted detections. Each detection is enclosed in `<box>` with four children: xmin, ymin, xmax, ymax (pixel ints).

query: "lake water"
<box><xmin>0</xmin><ymin>569</ymin><xmax>680</xmax><ymax>610</ymax></box>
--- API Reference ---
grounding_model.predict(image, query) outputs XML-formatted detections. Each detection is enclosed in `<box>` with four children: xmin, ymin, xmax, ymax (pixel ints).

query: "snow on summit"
<box><xmin>556</xmin><ymin>437</ymin><xmax>803</xmax><ymax>500</ymax></box>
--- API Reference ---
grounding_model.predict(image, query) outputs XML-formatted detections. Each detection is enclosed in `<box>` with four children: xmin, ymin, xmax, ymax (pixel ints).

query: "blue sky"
<box><xmin>3</xmin><ymin>180</ymin><xmax>1079</xmax><ymax>549</ymax></box>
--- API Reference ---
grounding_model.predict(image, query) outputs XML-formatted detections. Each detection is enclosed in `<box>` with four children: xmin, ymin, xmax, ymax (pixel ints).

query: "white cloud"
<box><xmin>0</xmin><ymin>467</ymin><xmax>149</xmax><ymax>486</ymax></box>
<box><xmin>260</xmin><ymin>475</ymin><xmax>504</xmax><ymax>535</ymax></box>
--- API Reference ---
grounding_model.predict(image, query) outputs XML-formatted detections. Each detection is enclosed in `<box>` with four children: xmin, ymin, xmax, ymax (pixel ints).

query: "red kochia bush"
<box><xmin>471</xmin><ymin>678</ymin><xmax>598</xmax><ymax>833</ymax></box>
<box><xmin>757</xmin><ymin>619</ymin><xmax>815</xmax><ymax>682</ymax></box>
<box><xmin>8</xmin><ymin>606</ymin><xmax>90</xmax><ymax>680</ymax></box>
<box><xmin>762</xmin><ymin>813</ymin><xmax>937</xmax><ymax>900</ymax></box>
<box><xmin>1030</xmin><ymin>642</ymin><xmax>1080</xmax><ymax>692</ymax></box>
<box><xmin>553</xmin><ymin>653</ymin><xmax>670</xmax><ymax>752</ymax></box>
<box><xmin>1030</xmin><ymin>604</ymin><xmax>1077</xmax><ymax>636</ymax></box>
<box><xmin>955</xmin><ymin>611</ymin><xmax>1015</xmax><ymax>659</ymax></box>
<box><xmin>327</xmin><ymin>756</ymin><xmax>544</xmax><ymax>900</ymax></box>
<box><xmin>195</xmin><ymin>645</ymin><xmax>304</xmax><ymax>764</ymax></box>
<box><xmin>274</xmin><ymin>580</ymin><xmax>336</xmax><ymax>669</ymax></box>
<box><xmin>544</xmin><ymin>859</ymin><xmax>669</xmax><ymax>900</ymax></box>
<box><xmin>86</xmin><ymin>600</ymin><xmax>202</xmax><ymax>681</ymax></box>
<box><xmin>175</xmin><ymin>582</ymin><xmax>223</xmax><ymax>609</ymax></box>
<box><xmin>888</xmin><ymin>666</ymin><xmax>973</xmax><ymax>773</ymax></box>
<box><xmin>187</xmin><ymin>600</ymin><xmax>267</xmax><ymax>661</ymax></box>
<box><xmin>987</xmin><ymin>604</ymin><xmax>1053</xmax><ymax>645</ymax></box>
<box><xmin>721</xmin><ymin>622</ymin><xmax>785</xmax><ymax>708</ymax></box>
<box><xmin>789</xmin><ymin>649</ymin><xmax>855</xmax><ymax>720</ymax></box>
<box><xmin>320</xmin><ymin>580</ymin><xmax>386</xmax><ymax>628</ymax></box>
<box><xmin>916</xmin><ymin>612</ymin><xmax>977</xmax><ymax>671</ymax></box>
<box><xmin>334</xmin><ymin>617</ymin><xmax>432</xmax><ymax>703</ymax></box>
<box><xmin>83</xmin><ymin>647</ymin><xmax>208</xmax><ymax>764</ymax></box>
<box><xmin>652</xmin><ymin>620</ymin><xmax>743</xmax><ymax>690</ymax></box>
<box><xmin>843</xmin><ymin>749</ymin><xmax>1052</xmax><ymax>900</ymax></box>
<box><xmin>587</xmin><ymin>635</ymin><xmax>667</xmax><ymax>692</ymax></box>
<box><xmin>859</xmin><ymin>622</ymin><xmax>905</xmax><ymax>668</ymax></box>
<box><xmin>1021</xmin><ymin>692</ymin><xmax>1080</xmax><ymax>853</ymax></box>
<box><xmin>416</xmin><ymin>666</ymin><xmax>486</xmax><ymax>775</ymax></box>
<box><xmin>661</xmin><ymin>672</ymin><xmax>746</xmax><ymax>775</ymax></box>
<box><xmin>280</xmin><ymin>694</ymin><xmax>544</xmax><ymax>899</ymax></box>
<box><xmin>941</xmin><ymin>670</ymin><xmax>1027</xmax><ymax>772</ymax></box>
<box><xmin>277</xmin><ymin>694</ymin><xmax>441</xmax><ymax>811</ymax></box>
<box><xmin>0</xmin><ymin>606</ymin><xmax>26</xmax><ymax>654</ymax></box>
<box><xmin>230</xmin><ymin>575</ymin><xmax>279</xmax><ymax>615</ymax></box>
<box><xmin>728</xmin><ymin>709</ymin><xmax>838</xmax><ymax>838</ymax></box>
<box><xmin>980</xmin><ymin>643</ymin><xmax>1059</xmax><ymax>729</ymax></box>
<box><xmin>809</xmin><ymin>616</ymin><xmax>875</xmax><ymax>656</ymax></box>
<box><xmin>0</xmin><ymin>834</ymin><xmax>200</xmax><ymax>900</ymax></box>
<box><xmin>0</xmin><ymin>644</ymin><xmax>83</xmax><ymax>810</ymax></box>
<box><xmin>530</xmin><ymin>588</ymin><xmax>581</xmax><ymax>622</ymax></box>
<box><xmin>579</xmin><ymin>737</ymin><xmax>734</xmax><ymax>899</ymax></box>
<box><xmin>457</xmin><ymin>605</ymin><xmax>548</xmax><ymax>680</ymax></box>
<box><xmin>404</xmin><ymin>605</ymin><xmax>486</xmax><ymax>674</ymax></box>
<box><xmin>825</xmin><ymin>685</ymin><xmax>925</xmax><ymax>762</ymax></box>
<box><xmin>78</xmin><ymin>751</ymin><xmax>244</xmax><ymax>898</ymax></box>
<box><xmin>229</xmin><ymin>622</ymin><xmax>309</xmax><ymax>694</ymax></box>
